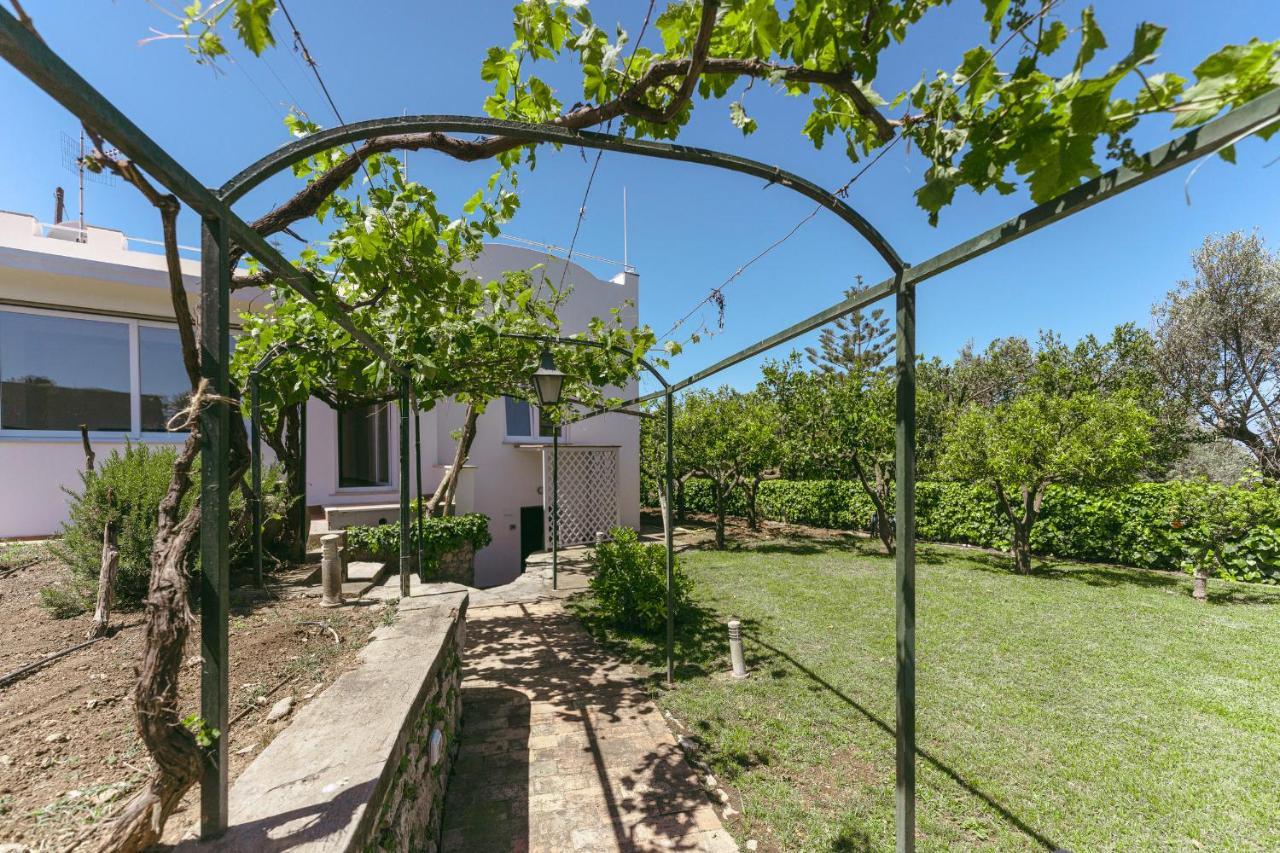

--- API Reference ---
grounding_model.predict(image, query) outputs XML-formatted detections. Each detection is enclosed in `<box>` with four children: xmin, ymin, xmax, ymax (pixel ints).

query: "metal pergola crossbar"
<box><xmin>5</xmin><ymin>8</ymin><xmax>1279</xmax><ymax>850</ymax></box>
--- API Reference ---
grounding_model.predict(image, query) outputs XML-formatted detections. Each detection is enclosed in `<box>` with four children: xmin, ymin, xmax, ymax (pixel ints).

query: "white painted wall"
<box><xmin>302</xmin><ymin>245</ymin><xmax>641</xmax><ymax>587</ymax></box>
<box><xmin>0</xmin><ymin>212</ymin><xmax>258</xmax><ymax>538</ymax></box>
<box><xmin>0</xmin><ymin>214</ymin><xmax>641</xmax><ymax>587</ymax></box>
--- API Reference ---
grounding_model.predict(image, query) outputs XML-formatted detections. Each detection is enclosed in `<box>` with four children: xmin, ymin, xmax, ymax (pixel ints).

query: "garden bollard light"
<box><xmin>728</xmin><ymin>619</ymin><xmax>747</xmax><ymax>679</ymax></box>
<box><xmin>320</xmin><ymin>534</ymin><xmax>343</xmax><ymax>607</ymax></box>
<box><xmin>595</xmin><ymin>531</ymin><xmax>606</xmax><ymax>546</ymax></box>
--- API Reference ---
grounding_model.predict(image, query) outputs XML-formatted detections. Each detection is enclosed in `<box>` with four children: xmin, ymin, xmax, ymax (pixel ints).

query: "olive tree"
<box><xmin>1154</xmin><ymin>231</ymin><xmax>1280</xmax><ymax>478</ymax></box>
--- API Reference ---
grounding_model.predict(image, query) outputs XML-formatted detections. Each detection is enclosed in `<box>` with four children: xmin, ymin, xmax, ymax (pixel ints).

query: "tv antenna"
<box><xmin>59</xmin><ymin>130</ymin><xmax>118</xmax><ymax>239</ymax></box>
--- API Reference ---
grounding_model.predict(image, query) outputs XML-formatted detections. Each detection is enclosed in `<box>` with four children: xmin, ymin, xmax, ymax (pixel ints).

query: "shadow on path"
<box><xmin>440</xmin><ymin>600</ymin><xmax>735</xmax><ymax>852</ymax></box>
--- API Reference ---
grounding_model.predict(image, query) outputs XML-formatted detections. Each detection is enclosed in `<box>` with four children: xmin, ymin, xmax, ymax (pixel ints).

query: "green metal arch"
<box><xmin>218</xmin><ymin>115</ymin><xmax>906</xmax><ymax>274</ymax></box>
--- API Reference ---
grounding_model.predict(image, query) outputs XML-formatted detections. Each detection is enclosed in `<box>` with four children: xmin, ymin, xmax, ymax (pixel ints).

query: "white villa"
<box><xmin>0</xmin><ymin>211</ymin><xmax>641</xmax><ymax>587</ymax></box>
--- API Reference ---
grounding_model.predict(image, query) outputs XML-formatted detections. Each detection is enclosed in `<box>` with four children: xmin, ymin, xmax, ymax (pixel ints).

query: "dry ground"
<box><xmin>0</xmin><ymin>551</ymin><xmax>388</xmax><ymax>850</ymax></box>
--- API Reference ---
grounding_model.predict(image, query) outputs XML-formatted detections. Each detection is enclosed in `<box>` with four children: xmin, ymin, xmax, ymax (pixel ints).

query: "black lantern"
<box><xmin>531</xmin><ymin>349</ymin><xmax>565</xmax><ymax>408</ymax></box>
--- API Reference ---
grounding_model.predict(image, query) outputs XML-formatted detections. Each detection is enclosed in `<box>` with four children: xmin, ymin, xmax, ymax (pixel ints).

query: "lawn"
<box><xmin>570</xmin><ymin>534</ymin><xmax>1280</xmax><ymax>852</ymax></box>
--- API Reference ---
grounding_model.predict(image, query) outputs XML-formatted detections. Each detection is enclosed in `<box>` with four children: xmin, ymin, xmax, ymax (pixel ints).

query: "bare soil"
<box><xmin>0</xmin><ymin>553</ymin><xmax>389</xmax><ymax>851</ymax></box>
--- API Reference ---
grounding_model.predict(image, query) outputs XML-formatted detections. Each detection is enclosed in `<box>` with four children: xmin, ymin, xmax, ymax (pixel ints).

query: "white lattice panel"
<box><xmin>543</xmin><ymin>447</ymin><xmax>619</xmax><ymax>546</ymax></box>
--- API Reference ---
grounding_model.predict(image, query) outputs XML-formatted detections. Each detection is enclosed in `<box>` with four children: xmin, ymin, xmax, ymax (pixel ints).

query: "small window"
<box><xmin>504</xmin><ymin>396</ymin><xmax>532</xmax><ymax>437</ymax></box>
<box><xmin>504</xmin><ymin>395</ymin><xmax>560</xmax><ymax>439</ymax></box>
<box><xmin>139</xmin><ymin>326</ymin><xmax>193</xmax><ymax>432</ymax></box>
<box><xmin>338</xmin><ymin>403</ymin><xmax>391</xmax><ymax>488</ymax></box>
<box><xmin>0</xmin><ymin>311</ymin><xmax>131</xmax><ymax>431</ymax></box>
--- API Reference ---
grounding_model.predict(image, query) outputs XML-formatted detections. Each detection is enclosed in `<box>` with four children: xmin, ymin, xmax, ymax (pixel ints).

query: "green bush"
<box><xmin>589</xmin><ymin>526</ymin><xmax>692</xmax><ymax>634</ymax></box>
<box><xmin>49</xmin><ymin>443</ymin><xmax>188</xmax><ymax>613</ymax></box>
<box><xmin>344</xmin><ymin>512</ymin><xmax>492</xmax><ymax>575</ymax></box>
<box><xmin>652</xmin><ymin>476</ymin><xmax>1280</xmax><ymax>583</ymax></box>
<box><xmin>45</xmin><ymin>444</ymin><xmax>294</xmax><ymax>618</ymax></box>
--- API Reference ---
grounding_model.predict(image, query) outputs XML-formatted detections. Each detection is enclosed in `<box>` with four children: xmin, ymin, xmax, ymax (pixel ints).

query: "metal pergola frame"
<box><xmin>5</xmin><ymin>9</ymin><xmax>1279</xmax><ymax>849</ymax></box>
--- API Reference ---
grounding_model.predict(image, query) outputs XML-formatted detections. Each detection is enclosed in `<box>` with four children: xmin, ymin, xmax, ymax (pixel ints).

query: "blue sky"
<box><xmin>3</xmin><ymin>1</ymin><xmax>1278</xmax><ymax>398</ymax></box>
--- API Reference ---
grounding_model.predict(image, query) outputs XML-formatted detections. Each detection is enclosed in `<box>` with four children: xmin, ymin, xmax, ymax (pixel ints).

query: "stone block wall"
<box><xmin>366</xmin><ymin>609</ymin><xmax>465</xmax><ymax>852</ymax></box>
<box><xmin>182</xmin><ymin>591</ymin><xmax>469</xmax><ymax>853</ymax></box>
<box><xmin>432</xmin><ymin>542</ymin><xmax>475</xmax><ymax>586</ymax></box>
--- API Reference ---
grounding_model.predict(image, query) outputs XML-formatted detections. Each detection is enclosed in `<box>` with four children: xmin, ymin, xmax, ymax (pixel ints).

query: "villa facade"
<box><xmin>0</xmin><ymin>211</ymin><xmax>640</xmax><ymax>586</ymax></box>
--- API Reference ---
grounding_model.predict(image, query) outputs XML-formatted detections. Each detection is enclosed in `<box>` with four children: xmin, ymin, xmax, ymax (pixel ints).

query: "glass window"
<box><xmin>338</xmin><ymin>403</ymin><xmax>391</xmax><ymax>487</ymax></box>
<box><xmin>139</xmin><ymin>326</ymin><xmax>192</xmax><ymax>432</ymax></box>
<box><xmin>0</xmin><ymin>311</ymin><xmax>131</xmax><ymax>431</ymax></box>
<box><xmin>504</xmin><ymin>396</ymin><xmax>532</xmax><ymax>437</ymax></box>
<box><xmin>504</xmin><ymin>395</ymin><xmax>560</xmax><ymax>438</ymax></box>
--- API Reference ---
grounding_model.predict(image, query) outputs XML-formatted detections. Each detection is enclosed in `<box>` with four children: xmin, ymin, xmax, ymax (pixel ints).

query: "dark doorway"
<box><xmin>519</xmin><ymin>505</ymin><xmax>545</xmax><ymax>572</ymax></box>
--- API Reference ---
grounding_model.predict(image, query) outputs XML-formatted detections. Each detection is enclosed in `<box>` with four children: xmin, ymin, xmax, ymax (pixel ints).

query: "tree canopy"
<box><xmin>168</xmin><ymin>0</ymin><xmax>1280</xmax><ymax>227</ymax></box>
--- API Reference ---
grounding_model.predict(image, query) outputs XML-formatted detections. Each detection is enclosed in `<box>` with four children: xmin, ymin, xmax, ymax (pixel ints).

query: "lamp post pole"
<box><xmin>551</xmin><ymin>421</ymin><xmax>559</xmax><ymax>591</ymax></box>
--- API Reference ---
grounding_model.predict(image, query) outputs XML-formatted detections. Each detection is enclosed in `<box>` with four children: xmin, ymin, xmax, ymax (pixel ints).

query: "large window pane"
<box><xmin>0</xmin><ymin>311</ymin><xmax>130</xmax><ymax>431</ymax></box>
<box><xmin>139</xmin><ymin>326</ymin><xmax>192</xmax><ymax>432</ymax></box>
<box><xmin>338</xmin><ymin>404</ymin><xmax>390</xmax><ymax>487</ymax></box>
<box><xmin>504</xmin><ymin>396</ymin><xmax>532</xmax><ymax>437</ymax></box>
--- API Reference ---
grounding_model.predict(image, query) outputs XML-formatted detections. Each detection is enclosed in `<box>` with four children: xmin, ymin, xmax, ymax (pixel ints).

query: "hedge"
<box><xmin>660</xmin><ymin>477</ymin><xmax>1280</xmax><ymax>583</ymax></box>
<box><xmin>344</xmin><ymin>512</ymin><xmax>492</xmax><ymax>575</ymax></box>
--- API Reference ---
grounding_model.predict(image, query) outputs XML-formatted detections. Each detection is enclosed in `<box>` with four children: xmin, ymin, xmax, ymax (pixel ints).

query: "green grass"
<box><xmin>570</xmin><ymin>537</ymin><xmax>1280</xmax><ymax>852</ymax></box>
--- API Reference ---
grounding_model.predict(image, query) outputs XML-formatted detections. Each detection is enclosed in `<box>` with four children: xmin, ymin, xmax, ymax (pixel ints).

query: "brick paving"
<box><xmin>441</xmin><ymin>590</ymin><xmax>736</xmax><ymax>853</ymax></box>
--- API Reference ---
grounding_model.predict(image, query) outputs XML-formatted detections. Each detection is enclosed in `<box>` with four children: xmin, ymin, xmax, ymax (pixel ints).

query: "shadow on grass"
<box><xmin>749</xmin><ymin>636</ymin><xmax>1063</xmax><ymax>853</ymax></box>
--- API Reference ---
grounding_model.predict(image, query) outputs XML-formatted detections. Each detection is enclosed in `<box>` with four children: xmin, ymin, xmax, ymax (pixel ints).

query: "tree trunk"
<box><xmin>713</xmin><ymin>480</ymin><xmax>726</xmax><ymax>550</ymax></box>
<box><xmin>427</xmin><ymin>403</ymin><xmax>478</xmax><ymax>517</ymax></box>
<box><xmin>87</xmin><ymin>494</ymin><xmax>119</xmax><ymax>640</ymax></box>
<box><xmin>1011</xmin><ymin>524</ymin><xmax>1033</xmax><ymax>574</ymax></box>
<box><xmin>86</xmin><ymin>435</ymin><xmax>205</xmax><ymax>852</ymax></box>
<box><xmin>744</xmin><ymin>480</ymin><xmax>759</xmax><ymax>530</ymax></box>
<box><xmin>262</xmin><ymin>401</ymin><xmax>306</xmax><ymax>560</ymax></box>
<box><xmin>852</xmin><ymin>453</ymin><xmax>894</xmax><ymax>555</ymax></box>
<box><xmin>996</xmin><ymin>483</ymin><xmax>1041</xmax><ymax>575</ymax></box>
<box><xmin>1192</xmin><ymin>565</ymin><xmax>1209</xmax><ymax>601</ymax></box>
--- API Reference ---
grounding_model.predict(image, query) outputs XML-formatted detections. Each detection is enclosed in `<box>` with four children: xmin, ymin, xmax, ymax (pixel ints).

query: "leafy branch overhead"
<box><xmin>162</xmin><ymin>0</ymin><xmax>1278</xmax><ymax>226</ymax></box>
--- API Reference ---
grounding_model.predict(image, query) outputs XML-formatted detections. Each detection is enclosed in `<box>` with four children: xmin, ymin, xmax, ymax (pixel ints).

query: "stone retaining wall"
<box><xmin>183</xmin><ymin>590</ymin><xmax>468</xmax><ymax>853</ymax></box>
<box><xmin>432</xmin><ymin>542</ymin><xmax>474</xmax><ymax>586</ymax></box>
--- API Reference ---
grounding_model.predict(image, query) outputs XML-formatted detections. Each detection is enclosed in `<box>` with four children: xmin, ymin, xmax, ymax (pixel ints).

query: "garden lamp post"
<box><xmin>531</xmin><ymin>350</ymin><xmax>566</xmax><ymax>589</ymax></box>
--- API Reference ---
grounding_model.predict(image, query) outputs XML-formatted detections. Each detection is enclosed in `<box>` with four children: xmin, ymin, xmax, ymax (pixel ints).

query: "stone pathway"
<box><xmin>440</xmin><ymin>555</ymin><xmax>735</xmax><ymax>852</ymax></box>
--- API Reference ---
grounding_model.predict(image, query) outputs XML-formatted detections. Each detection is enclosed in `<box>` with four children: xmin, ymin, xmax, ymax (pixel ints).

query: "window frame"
<box><xmin>0</xmin><ymin>305</ymin><xmax>188</xmax><ymax>442</ymax></box>
<box><xmin>502</xmin><ymin>395</ymin><xmax>565</xmax><ymax>444</ymax></box>
<box><xmin>336</xmin><ymin>401</ymin><xmax>395</xmax><ymax>492</ymax></box>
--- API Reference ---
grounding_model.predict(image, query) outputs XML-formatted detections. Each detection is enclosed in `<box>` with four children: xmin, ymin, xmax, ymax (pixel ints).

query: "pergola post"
<box><xmin>664</xmin><ymin>388</ymin><xmax>675</xmax><ymax>688</ymax></box>
<box><xmin>399</xmin><ymin>378</ymin><xmax>412</xmax><ymax>598</ymax></box>
<box><xmin>894</xmin><ymin>272</ymin><xmax>917</xmax><ymax>853</ymax></box>
<box><xmin>249</xmin><ymin>371</ymin><xmax>262</xmax><ymax>587</ymax></box>
<box><xmin>295</xmin><ymin>403</ymin><xmax>308</xmax><ymax>564</ymax></box>
<box><xmin>198</xmin><ymin>215</ymin><xmax>231</xmax><ymax>839</ymax></box>
<box><xmin>551</xmin><ymin>424</ymin><xmax>559</xmax><ymax>590</ymax></box>
<box><xmin>414</xmin><ymin>407</ymin><xmax>425</xmax><ymax>574</ymax></box>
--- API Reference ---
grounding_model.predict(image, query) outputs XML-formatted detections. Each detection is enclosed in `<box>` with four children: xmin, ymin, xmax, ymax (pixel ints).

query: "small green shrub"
<box><xmin>49</xmin><ymin>443</ymin><xmax>187</xmax><ymax>612</ymax></box>
<box><xmin>589</xmin><ymin>526</ymin><xmax>692</xmax><ymax>634</ymax></box>
<box><xmin>344</xmin><ymin>512</ymin><xmax>492</xmax><ymax>574</ymax></box>
<box><xmin>45</xmin><ymin>443</ymin><xmax>294</xmax><ymax>617</ymax></box>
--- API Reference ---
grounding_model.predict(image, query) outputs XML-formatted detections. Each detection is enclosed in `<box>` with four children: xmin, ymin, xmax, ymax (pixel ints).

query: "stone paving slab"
<box><xmin>441</xmin><ymin>597</ymin><xmax>736</xmax><ymax>852</ymax></box>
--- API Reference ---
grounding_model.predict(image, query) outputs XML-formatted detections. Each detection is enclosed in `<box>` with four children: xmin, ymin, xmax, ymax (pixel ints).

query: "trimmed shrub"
<box><xmin>49</xmin><ymin>443</ymin><xmax>188</xmax><ymax>614</ymax></box>
<box><xmin>589</xmin><ymin>526</ymin><xmax>692</xmax><ymax>633</ymax></box>
<box><xmin>344</xmin><ymin>512</ymin><xmax>492</xmax><ymax>574</ymax></box>
<box><xmin>649</xmin><ymin>476</ymin><xmax>1280</xmax><ymax>583</ymax></box>
<box><xmin>45</xmin><ymin>444</ymin><xmax>293</xmax><ymax>617</ymax></box>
